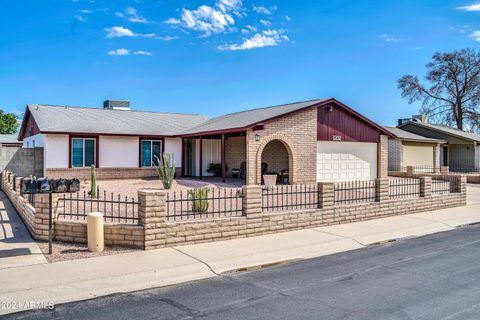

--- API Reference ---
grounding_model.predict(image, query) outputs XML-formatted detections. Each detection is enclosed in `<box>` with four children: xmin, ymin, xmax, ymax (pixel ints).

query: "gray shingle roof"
<box><xmin>180</xmin><ymin>99</ymin><xmax>327</xmax><ymax>135</ymax></box>
<box><xmin>27</xmin><ymin>104</ymin><xmax>209</xmax><ymax>136</ymax></box>
<box><xmin>400</xmin><ymin>122</ymin><xmax>480</xmax><ymax>143</ymax></box>
<box><xmin>383</xmin><ymin>126</ymin><xmax>446</xmax><ymax>143</ymax></box>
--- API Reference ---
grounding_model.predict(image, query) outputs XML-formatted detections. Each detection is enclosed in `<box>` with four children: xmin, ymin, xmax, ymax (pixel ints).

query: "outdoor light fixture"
<box><xmin>328</xmin><ymin>106</ymin><xmax>333</xmax><ymax>112</ymax></box>
<box><xmin>255</xmin><ymin>134</ymin><xmax>261</xmax><ymax>141</ymax></box>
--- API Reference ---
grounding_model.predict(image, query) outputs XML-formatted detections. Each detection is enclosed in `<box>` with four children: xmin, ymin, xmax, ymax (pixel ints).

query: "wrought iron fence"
<box><xmin>389</xmin><ymin>178</ymin><xmax>421</xmax><ymax>199</ymax></box>
<box><xmin>334</xmin><ymin>180</ymin><xmax>376</xmax><ymax>205</ymax></box>
<box><xmin>58</xmin><ymin>187</ymin><xmax>140</xmax><ymax>224</ymax></box>
<box><xmin>432</xmin><ymin>176</ymin><xmax>459</xmax><ymax>194</ymax></box>
<box><xmin>166</xmin><ymin>188</ymin><xmax>243</xmax><ymax>221</ymax></box>
<box><xmin>262</xmin><ymin>184</ymin><xmax>318</xmax><ymax>212</ymax></box>
<box><xmin>449</xmin><ymin>167</ymin><xmax>480</xmax><ymax>175</ymax></box>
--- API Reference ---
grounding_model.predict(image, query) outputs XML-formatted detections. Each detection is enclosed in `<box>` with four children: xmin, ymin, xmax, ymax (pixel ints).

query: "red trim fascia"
<box><xmin>177</xmin><ymin>128</ymin><xmax>247</xmax><ymax>138</ymax></box>
<box><xmin>17</xmin><ymin>106</ymin><xmax>30</xmax><ymax>141</ymax></box>
<box><xmin>69</xmin><ymin>134</ymin><xmax>100</xmax><ymax>168</ymax></box>
<box><xmin>41</xmin><ymin>131</ymin><xmax>168</xmax><ymax>139</ymax></box>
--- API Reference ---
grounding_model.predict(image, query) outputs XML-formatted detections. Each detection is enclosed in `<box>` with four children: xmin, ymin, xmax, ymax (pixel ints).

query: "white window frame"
<box><xmin>141</xmin><ymin>140</ymin><xmax>162</xmax><ymax>167</ymax></box>
<box><xmin>71</xmin><ymin>138</ymin><xmax>96</xmax><ymax>168</ymax></box>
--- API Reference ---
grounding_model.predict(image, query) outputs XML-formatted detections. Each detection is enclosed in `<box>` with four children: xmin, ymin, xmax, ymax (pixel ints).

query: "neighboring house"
<box><xmin>383</xmin><ymin>126</ymin><xmax>446</xmax><ymax>171</ymax></box>
<box><xmin>18</xmin><ymin>99</ymin><xmax>395</xmax><ymax>183</ymax></box>
<box><xmin>398</xmin><ymin>115</ymin><xmax>480</xmax><ymax>171</ymax></box>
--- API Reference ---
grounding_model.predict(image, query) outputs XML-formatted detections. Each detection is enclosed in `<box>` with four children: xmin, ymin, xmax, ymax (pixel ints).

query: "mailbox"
<box><xmin>22</xmin><ymin>178</ymin><xmax>38</xmax><ymax>194</ymax></box>
<box><xmin>37</xmin><ymin>178</ymin><xmax>52</xmax><ymax>193</ymax></box>
<box><xmin>53</xmin><ymin>179</ymin><xmax>68</xmax><ymax>193</ymax></box>
<box><xmin>68</xmin><ymin>178</ymin><xmax>80</xmax><ymax>193</ymax></box>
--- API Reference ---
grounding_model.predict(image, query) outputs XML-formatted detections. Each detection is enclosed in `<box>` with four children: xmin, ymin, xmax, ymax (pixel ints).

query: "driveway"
<box><xmin>467</xmin><ymin>184</ymin><xmax>480</xmax><ymax>205</ymax></box>
<box><xmin>0</xmin><ymin>192</ymin><xmax>46</xmax><ymax>269</ymax></box>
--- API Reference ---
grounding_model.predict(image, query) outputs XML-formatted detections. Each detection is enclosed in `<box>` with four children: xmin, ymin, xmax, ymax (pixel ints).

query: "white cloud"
<box><xmin>378</xmin><ymin>34</ymin><xmax>402</xmax><ymax>42</ymax></box>
<box><xmin>260</xmin><ymin>19</ymin><xmax>272</xmax><ymax>26</ymax></box>
<box><xmin>218</xmin><ymin>29</ymin><xmax>288</xmax><ymax>51</ymax></box>
<box><xmin>155</xmin><ymin>35</ymin><xmax>179</xmax><ymax>41</ymax></box>
<box><xmin>241</xmin><ymin>24</ymin><xmax>257</xmax><ymax>34</ymax></box>
<box><xmin>79</xmin><ymin>9</ymin><xmax>92</xmax><ymax>13</ymax></box>
<box><xmin>252</xmin><ymin>5</ymin><xmax>276</xmax><ymax>14</ymax></box>
<box><xmin>105</xmin><ymin>26</ymin><xmax>155</xmax><ymax>38</ymax></box>
<box><xmin>469</xmin><ymin>30</ymin><xmax>480</xmax><ymax>41</ymax></box>
<box><xmin>74</xmin><ymin>15</ymin><xmax>87</xmax><ymax>22</ymax></box>
<box><xmin>133</xmin><ymin>50</ymin><xmax>153</xmax><ymax>56</ymax></box>
<box><xmin>116</xmin><ymin>7</ymin><xmax>148</xmax><ymax>23</ymax></box>
<box><xmin>166</xmin><ymin>0</ymin><xmax>244</xmax><ymax>36</ymax></box>
<box><xmin>107</xmin><ymin>48</ymin><xmax>129</xmax><ymax>56</ymax></box>
<box><xmin>285</xmin><ymin>15</ymin><xmax>291</xmax><ymax>21</ymax></box>
<box><xmin>457</xmin><ymin>3</ymin><xmax>480</xmax><ymax>11</ymax></box>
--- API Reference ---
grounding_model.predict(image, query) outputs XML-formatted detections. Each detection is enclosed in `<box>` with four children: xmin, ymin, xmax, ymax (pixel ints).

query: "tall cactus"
<box><xmin>90</xmin><ymin>164</ymin><xmax>97</xmax><ymax>198</ymax></box>
<box><xmin>154</xmin><ymin>153</ymin><xmax>176</xmax><ymax>189</ymax></box>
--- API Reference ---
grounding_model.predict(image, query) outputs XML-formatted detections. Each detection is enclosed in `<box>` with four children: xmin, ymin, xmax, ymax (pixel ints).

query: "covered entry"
<box><xmin>317</xmin><ymin>141</ymin><xmax>377</xmax><ymax>181</ymax></box>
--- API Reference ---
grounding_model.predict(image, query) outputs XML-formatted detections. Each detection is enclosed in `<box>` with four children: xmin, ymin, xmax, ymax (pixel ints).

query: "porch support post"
<box><xmin>221</xmin><ymin>134</ymin><xmax>226</xmax><ymax>182</ymax></box>
<box><xmin>181</xmin><ymin>138</ymin><xmax>185</xmax><ymax>177</ymax></box>
<box><xmin>199</xmin><ymin>137</ymin><xmax>203</xmax><ymax>180</ymax></box>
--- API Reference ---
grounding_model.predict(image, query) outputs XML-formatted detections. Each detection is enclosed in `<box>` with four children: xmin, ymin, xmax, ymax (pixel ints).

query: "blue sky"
<box><xmin>1</xmin><ymin>0</ymin><xmax>480</xmax><ymax>125</ymax></box>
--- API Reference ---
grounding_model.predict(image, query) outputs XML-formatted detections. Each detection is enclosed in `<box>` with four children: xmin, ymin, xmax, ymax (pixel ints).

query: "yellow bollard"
<box><xmin>87</xmin><ymin>212</ymin><xmax>104</xmax><ymax>253</ymax></box>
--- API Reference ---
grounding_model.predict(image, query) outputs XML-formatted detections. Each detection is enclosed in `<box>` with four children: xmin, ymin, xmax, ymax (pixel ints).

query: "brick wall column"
<box><xmin>406</xmin><ymin>166</ymin><xmax>414</xmax><ymax>176</ymax></box>
<box><xmin>377</xmin><ymin>135</ymin><xmax>388</xmax><ymax>178</ymax></box>
<box><xmin>138</xmin><ymin>189</ymin><xmax>166</xmax><ymax>250</ymax></box>
<box><xmin>14</xmin><ymin>176</ymin><xmax>22</xmax><ymax>193</ymax></box>
<box><xmin>33</xmin><ymin>193</ymin><xmax>63</xmax><ymax>241</ymax></box>
<box><xmin>375</xmin><ymin>178</ymin><xmax>390</xmax><ymax>202</ymax></box>
<box><xmin>243</xmin><ymin>185</ymin><xmax>262</xmax><ymax>222</ymax></box>
<box><xmin>420</xmin><ymin>177</ymin><xmax>432</xmax><ymax>198</ymax></box>
<box><xmin>440</xmin><ymin>166</ymin><xmax>449</xmax><ymax>175</ymax></box>
<box><xmin>452</xmin><ymin>175</ymin><xmax>467</xmax><ymax>193</ymax></box>
<box><xmin>318</xmin><ymin>182</ymin><xmax>334</xmax><ymax>209</ymax></box>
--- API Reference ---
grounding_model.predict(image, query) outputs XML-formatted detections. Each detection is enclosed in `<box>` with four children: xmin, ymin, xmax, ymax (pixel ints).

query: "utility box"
<box><xmin>87</xmin><ymin>212</ymin><xmax>104</xmax><ymax>253</ymax></box>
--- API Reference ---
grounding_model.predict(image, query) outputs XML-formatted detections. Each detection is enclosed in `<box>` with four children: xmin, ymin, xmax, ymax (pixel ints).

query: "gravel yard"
<box><xmin>37</xmin><ymin>241</ymin><xmax>137</xmax><ymax>263</ymax></box>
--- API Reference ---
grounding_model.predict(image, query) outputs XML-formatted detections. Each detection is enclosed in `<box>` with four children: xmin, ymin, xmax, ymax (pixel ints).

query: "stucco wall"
<box><xmin>99</xmin><ymin>136</ymin><xmax>138</xmax><ymax>168</ymax></box>
<box><xmin>164</xmin><ymin>138</ymin><xmax>183</xmax><ymax>168</ymax></box>
<box><xmin>22</xmin><ymin>133</ymin><xmax>45</xmax><ymax>149</ymax></box>
<box><xmin>403</xmin><ymin>142</ymin><xmax>434</xmax><ymax>166</ymax></box>
<box><xmin>45</xmin><ymin>134</ymin><xmax>69</xmax><ymax>169</ymax></box>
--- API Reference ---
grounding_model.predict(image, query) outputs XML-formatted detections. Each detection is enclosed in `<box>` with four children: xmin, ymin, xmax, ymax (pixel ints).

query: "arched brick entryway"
<box><xmin>255</xmin><ymin>134</ymin><xmax>296</xmax><ymax>184</ymax></box>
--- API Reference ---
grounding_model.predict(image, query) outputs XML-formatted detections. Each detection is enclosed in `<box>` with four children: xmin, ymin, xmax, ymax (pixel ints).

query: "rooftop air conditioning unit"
<box><xmin>103</xmin><ymin>100</ymin><xmax>131</xmax><ymax>111</ymax></box>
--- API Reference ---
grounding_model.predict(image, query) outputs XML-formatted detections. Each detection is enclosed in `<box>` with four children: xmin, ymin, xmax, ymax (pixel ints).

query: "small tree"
<box><xmin>397</xmin><ymin>48</ymin><xmax>480</xmax><ymax>131</ymax></box>
<box><xmin>154</xmin><ymin>153</ymin><xmax>176</xmax><ymax>189</ymax></box>
<box><xmin>0</xmin><ymin>110</ymin><xmax>18</xmax><ymax>134</ymax></box>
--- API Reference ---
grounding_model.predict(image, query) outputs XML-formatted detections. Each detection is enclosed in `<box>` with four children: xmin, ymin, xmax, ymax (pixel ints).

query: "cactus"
<box><xmin>154</xmin><ymin>153</ymin><xmax>176</xmax><ymax>189</ymax></box>
<box><xmin>187</xmin><ymin>187</ymin><xmax>210</xmax><ymax>213</ymax></box>
<box><xmin>90</xmin><ymin>164</ymin><xmax>97</xmax><ymax>198</ymax></box>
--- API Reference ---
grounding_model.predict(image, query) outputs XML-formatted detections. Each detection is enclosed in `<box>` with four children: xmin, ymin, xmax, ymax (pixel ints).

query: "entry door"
<box><xmin>442</xmin><ymin>146</ymin><xmax>449</xmax><ymax>166</ymax></box>
<box><xmin>317</xmin><ymin>141</ymin><xmax>377</xmax><ymax>182</ymax></box>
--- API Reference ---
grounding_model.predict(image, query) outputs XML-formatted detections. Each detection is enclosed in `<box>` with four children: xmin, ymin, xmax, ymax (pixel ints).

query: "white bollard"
<box><xmin>87</xmin><ymin>212</ymin><xmax>104</xmax><ymax>253</ymax></box>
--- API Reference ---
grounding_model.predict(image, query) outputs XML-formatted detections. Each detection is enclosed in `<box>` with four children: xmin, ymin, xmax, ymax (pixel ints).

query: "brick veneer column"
<box><xmin>452</xmin><ymin>175</ymin><xmax>467</xmax><ymax>193</ymax></box>
<box><xmin>243</xmin><ymin>185</ymin><xmax>262</xmax><ymax>228</ymax></box>
<box><xmin>138</xmin><ymin>189</ymin><xmax>166</xmax><ymax>250</ymax></box>
<box><xmin>375</xmin><ymin>178</ymin><xmax>389</xmax><ymax>202</ymax></box>
<box><xmin>420</xmin><ymin>177</ymin><xmax>432</xmax><ymax>198</ymax></box>
<box><xmin>318</xmin><ymin>182</ymin><xmax>334</xmax><ymax>209</ymax></box>
<box><xmin>440</xmin><ymin>166</ymin><xmax>449</xmax><ymax>175</ymax></box>
<box><xmin>406</xmin><ymin>166</ymin><xmax>414</xmax><ymax>176</ymax></box>
<box><xmin>33</xmin><ymin>193</ymin><xmax>63</xmax><ymax>241</ymax></box>
<box><xmin>377</xmin><ymin>135</ymin><xmax>388</xmax><ymax>178</ymax></box>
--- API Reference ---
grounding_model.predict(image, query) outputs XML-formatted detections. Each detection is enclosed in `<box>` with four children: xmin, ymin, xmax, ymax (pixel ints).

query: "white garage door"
<box><xmin>317</xmin><ymin>142</ymin><xmax>377</xmax><ymax>182</ymax></box>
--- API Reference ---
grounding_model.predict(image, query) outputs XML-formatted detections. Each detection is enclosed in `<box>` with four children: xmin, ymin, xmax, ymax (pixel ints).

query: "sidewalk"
<box><xmin>1</xmin><ymin>187</ymin><xmax>479</xmax><ymax>315</ymax></box>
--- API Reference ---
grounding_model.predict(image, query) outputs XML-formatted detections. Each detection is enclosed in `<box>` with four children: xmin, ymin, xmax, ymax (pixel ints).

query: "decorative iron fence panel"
<box><xmin>166</xmin><ymin>188</ymin><xmax>243</xmax><ymax>221</ymax></box>
<box><xmin>58</xmin><ymin>188</ymin><xmax>140</xmax><ymax>224</ymax></box>
<box><xmin>334</xmin><ymin>180</ymin><xmax>376</xmax><ymax>205</ymax></box>
<box><xmin>432</xmin><ymin>176</ymin><xmax>458</xmax><ymax>194</ymax></box>
<box><xmin>262</xmin><ymin>184</ymin><xmax>318</xmax><ymax>212</ymax></box>
<box><xmin>389</xmin><ymin>178</ymin><xmax>421</xmax><ymax>199</ymax></box>
<box><xmin>449</xmin><ymin>167</ymin><xmax>480</xmax><ymax>175</ymax></box>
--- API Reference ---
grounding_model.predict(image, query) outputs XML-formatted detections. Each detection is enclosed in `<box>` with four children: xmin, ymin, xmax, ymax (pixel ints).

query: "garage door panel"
<box><xmin>317</xmin><ymin>142</ymin><xmax>377</xmax><ymax>182</ymax></box>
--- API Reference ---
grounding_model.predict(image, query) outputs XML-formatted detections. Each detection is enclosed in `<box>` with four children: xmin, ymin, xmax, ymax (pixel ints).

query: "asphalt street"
<box><xmin>6</xmin><ymin>224</ymin><xmax>480</xmax><ymax>320</ymax></box>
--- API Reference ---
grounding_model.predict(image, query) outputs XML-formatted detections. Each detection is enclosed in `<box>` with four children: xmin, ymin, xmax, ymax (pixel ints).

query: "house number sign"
<box><xmin>332</xmin><ymin>135</ymin><xmax>342</xmax><ymax>141</ymax></box>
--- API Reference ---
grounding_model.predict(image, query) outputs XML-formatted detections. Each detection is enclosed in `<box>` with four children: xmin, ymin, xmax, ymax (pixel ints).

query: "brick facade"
<box><xmin>388</xmin><ymin>139</ymin><xmax>403</xmax><ymax>171</ymax></box>
<box><xmin>261</xmin><ymin>140</ymin><xmax>289</xmax><ymax>175</ymax></box>
<box><xmin>46</xmin><ymin>167</ymin><xmax>158</xmax><ymax>180</ymax></box>
<box><xmin>450</xmin><ymin>144</ymin><xmax>476</xmax><ymax>169</ymax></box>
<box><xmin>225</xmin><ymin>136</ymin><xmax>246</xmax><ymax>177</ymax></box>
<box><xmin>246</xmin><ymin>107</ymin><xmax>318</xmax><ymax>185</ymax></box>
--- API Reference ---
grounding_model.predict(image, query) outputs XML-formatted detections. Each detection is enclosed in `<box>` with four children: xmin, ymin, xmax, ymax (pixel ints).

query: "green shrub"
<box><xmin>188</xmin><ymin>187</ymin><xmax>210</xmax><ymax>213</ymax></box>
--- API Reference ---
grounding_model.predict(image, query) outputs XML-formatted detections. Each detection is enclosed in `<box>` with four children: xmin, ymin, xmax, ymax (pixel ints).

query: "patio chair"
<box><xmin>239</xmin><ymin>161</ymin><xmax>247</xmax><ymax>179</ymax></box>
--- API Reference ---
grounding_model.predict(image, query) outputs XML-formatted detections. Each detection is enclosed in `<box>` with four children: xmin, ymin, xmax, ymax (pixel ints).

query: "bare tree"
<box><xmin>398</xmin><ymin>48</ymin><xmax>480</xmax><ymax>131</ymax></box>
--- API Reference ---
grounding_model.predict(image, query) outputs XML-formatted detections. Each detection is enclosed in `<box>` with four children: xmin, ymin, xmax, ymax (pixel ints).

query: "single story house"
<box><xmin>383</xmin><ymin>126</ymin><xmax>446</xmax><ymax>171</ymax></box>
<box><xmin>398</xmin><ymin>115</ymin><xmax>480</xmax><ymax>171</ymax></box>
<box><xmin>18</xmin><ymin>98</ymin><xmax>395</xmax><ymax>184</ymax></box>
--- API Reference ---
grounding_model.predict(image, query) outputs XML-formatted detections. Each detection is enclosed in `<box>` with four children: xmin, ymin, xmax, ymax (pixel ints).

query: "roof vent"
<box><xmin>103</xmin><ymin>100</ymin><xmax>130</xmax><ymax>111</ymax></box>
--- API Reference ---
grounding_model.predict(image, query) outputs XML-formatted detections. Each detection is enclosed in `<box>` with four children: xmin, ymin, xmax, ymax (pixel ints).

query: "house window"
<box><xmin>72</xmin><ymin>138</ymin><xmax>96</xmax><ymax>167</ymax></box>
<box><xmin>141</xmin><ymin>140</ymin><xmax>162</xmax><ymax>167</ymax></box>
